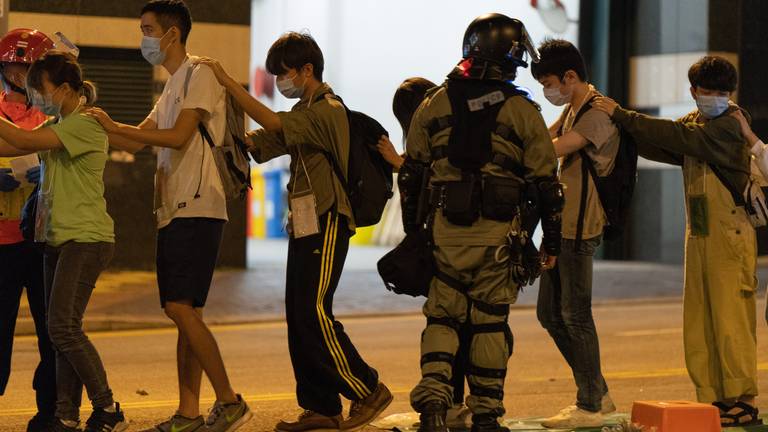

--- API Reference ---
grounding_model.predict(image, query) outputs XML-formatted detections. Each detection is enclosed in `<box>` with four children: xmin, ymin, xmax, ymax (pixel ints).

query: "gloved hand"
<box><xmin>25</xmin><ymin>166</ymin><xmax>41</xmax><ymax>184</ymax></box>
<box><xmin>0</xmin><ymin>168</ymin><xmax>20</xmax><ymax>192</ymax></box>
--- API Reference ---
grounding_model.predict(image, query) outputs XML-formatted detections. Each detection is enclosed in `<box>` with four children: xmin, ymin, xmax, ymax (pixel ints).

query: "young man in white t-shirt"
<box><xmin>86</xmin><ymin>2</ymin><xmax>251</xmax><ymax>432</ymax></box>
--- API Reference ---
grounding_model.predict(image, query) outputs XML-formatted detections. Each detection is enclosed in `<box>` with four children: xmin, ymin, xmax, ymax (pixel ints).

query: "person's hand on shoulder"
<box><xmin>193</xmin><ymin>57</ymin><xmax>233</xmax><ymax>87</ymax></box>
<box><xmin>592</xmin><ymin>97</ymin><xmax>620</xmax><ymax>117</ymax></box>
<box><xmin>0</xmin><ymin>168</ymin><xmax>20</xmax><ymax>192</ymax></box>
<box><xmin>376</xmin><ymin>135</ymin><xmax>404</xmax><ymax>170</ymax></box>
<box><xmin>83</xmin><ymin>107</ymin><xmax>118</xmax><ymax>133</ymax></box>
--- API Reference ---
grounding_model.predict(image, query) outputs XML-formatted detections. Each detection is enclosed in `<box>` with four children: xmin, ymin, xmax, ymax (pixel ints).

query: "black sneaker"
<box><xmin>45</xmin><ymin>419</ymin><xmax>81</xmax><ymax>432</ymax></box>
<box><xmin>417</xmin><ymin>401</ymin><xmax>447</xmax><ymax>432</ymax></box>
<box><xmin>28</xmin><ymin>413</ymin><xmax>55</xmax><ymax>432</ymax></box>
<box><xmin>84</xmin><ymin>403</ymin><xmax>128</xmax><ymax>432</ymax></box>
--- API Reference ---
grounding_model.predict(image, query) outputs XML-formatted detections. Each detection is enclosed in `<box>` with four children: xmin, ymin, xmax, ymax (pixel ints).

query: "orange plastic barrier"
<box><xmin>631</xmin><ymin>401</ymin><xmax>721</xmax><ymax>432</ymax></box>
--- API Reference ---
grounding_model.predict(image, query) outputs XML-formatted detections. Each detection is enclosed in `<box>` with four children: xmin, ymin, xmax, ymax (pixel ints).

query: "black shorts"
<box><xmin>156</xmin><ymin>217</ymin><xmax>224</xmax><ymax>308</ymax></box>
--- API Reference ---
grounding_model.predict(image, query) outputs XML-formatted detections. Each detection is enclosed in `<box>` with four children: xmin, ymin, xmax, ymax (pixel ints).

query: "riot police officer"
<box><xmin>401</xmin><ymin>14</ymin><xmax>563</xmax><ymax>432</ymax></box>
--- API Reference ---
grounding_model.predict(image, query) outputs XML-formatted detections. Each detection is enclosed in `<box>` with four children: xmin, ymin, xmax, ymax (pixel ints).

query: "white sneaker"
<box><xmin>601</xmin><ymin>393</ymin><xmax>616</xmax><ymax>414</ymax></box>
<box><xmin>541</xmin><ymin>407</ymin><xmax>603</xmax><ymax>429</ymax></box>
<box><xmin>446</xmin><ymin>403</ymin><xmax>472</xmax><ymax>429</ymax></box>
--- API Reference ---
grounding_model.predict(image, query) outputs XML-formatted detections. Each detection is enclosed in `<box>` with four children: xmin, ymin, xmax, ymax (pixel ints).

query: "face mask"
<box><xmin>543</xmin><ymin>83</ymin><xmax>572</xmax><ymax>106</ymax></box>
<box><xmin>141</xmin><ymin>30</ymin><xmax>171</xmax><ymax>66</ymax></box>
<box><xmin>30</xmin><ymin>86</ymin><xmax>64</xmax><ymax>117</ymax></box>
<box><xmin>696</xmin><ymin>94</ymin><xmax>730</xmax><ymax>119</ymax></box>
<box><xmin>276</xmin><ymin>72</ymin><xmax>306</xmax><ymax>99</ymax></box>
<box><xmin>2</xmin><ymin>71</ymin><xmax>27</xmax><ymax>96</ymax></box>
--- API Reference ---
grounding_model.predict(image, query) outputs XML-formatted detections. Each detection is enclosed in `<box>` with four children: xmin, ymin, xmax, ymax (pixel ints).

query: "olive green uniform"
<box><xmin>407</xmin><ymin>86</ymin><xmax>558</xmax><ymax>416</ymax></box>
<box><xmin>612</xmin><ymin>106</ymin><xmax>758</xmax><ymax>403</ymax></box>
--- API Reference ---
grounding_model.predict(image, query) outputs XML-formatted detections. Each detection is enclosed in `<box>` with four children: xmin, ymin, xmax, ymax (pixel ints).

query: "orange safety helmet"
<box><xmin>0</xmin><ymin>28</ymin><xmax>54</xmax><ymax>64</ymax></box>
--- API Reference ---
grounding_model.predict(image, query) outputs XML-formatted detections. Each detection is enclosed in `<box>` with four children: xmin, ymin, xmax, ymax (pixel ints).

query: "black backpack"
<box><xmin>568</xmin><ymin>96</ymin><xmax>638</xmax><ymax>243</ymax></box>
<box><xmin>323</xmin><ymin>95</ymin><xmax>394</xmax><ymax>227</ymax></box>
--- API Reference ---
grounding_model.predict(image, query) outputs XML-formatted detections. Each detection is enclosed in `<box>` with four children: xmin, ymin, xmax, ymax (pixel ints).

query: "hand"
<box><xmin>193</xmin><ymin>56</ymin><xmax>232</xmax><ymax>87</ymax></box>
<box><xmin>83</xmin><ymin>107</ymin><xmax>118</xmax><ymax>133</ymax></box>
<box><xmin>25</xmin><ymin>165</ymin><xmax>41</xmax><ymax>184</ymax></box>
<box><xmin>376</xmin><ymin>135</ymin><xmax>404</xmax><ymax>169</ymax></box>
<box><xmin>730</xmin><ymin>110</ymin><xmax>759</xmax><ymax>145</ymax></box>
<box><xmin>592</xmin><ymin>96</ymin><xmax>619</xmax><ymax>117</ymax></box>
<box><xmin>0</xmin><ymin>168</ymin><xmax>20</xmax><ymax>192</ymax></box>
<box><xmin>540</xmin><ymin>251</ymin><xmax>557</xmax><ymax>270</ymax></box>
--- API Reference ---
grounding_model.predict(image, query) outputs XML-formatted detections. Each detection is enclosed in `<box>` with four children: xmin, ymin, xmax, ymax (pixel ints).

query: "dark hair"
<box><xmin>688</xmin><ymin>56</ymin><xmax>737</xmax><ymax>92</ymax></box>
<box><xmin>531</xmin><ymin>38</ymin><xmax>588</xmax><ymax>82</ymax></box>
<box><xmin>266</xmin><ymin>32</ymin><xmax>324</xmax><ymax>81</ymax></box>
<box><xmin>141</xmin><ymin>0</ymin><xmax>193</xmax><ymax>44</ymax></box>
<box><xmin>392</xmin><ymin>77</ymin><xmax>436</xmax><ymax>136</ymax></box>
<box><xmin>27</xmin><ymin>51</ymin><xmax>97</xmax><ymax>104</ymax></box>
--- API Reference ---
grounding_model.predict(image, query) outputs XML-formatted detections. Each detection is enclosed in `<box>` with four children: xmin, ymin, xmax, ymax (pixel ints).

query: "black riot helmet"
<box><xmin>462</xmin><ymin>13</ymin><xmax>539</xmax><ymax>70</ymax></box>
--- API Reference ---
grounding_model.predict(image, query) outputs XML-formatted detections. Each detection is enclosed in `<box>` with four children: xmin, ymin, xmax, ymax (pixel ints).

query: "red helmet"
<box><xmin>0</xmin><ymin>29</ymin><xmax>54</xmax><ymax>64</ymax></box>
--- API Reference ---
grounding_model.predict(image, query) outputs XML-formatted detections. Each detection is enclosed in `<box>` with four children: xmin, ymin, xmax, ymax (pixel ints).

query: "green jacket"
<box><xmin>612</xmin><ymin>106</ymin><xmax>750</xmax><ymax>195</ymax></box>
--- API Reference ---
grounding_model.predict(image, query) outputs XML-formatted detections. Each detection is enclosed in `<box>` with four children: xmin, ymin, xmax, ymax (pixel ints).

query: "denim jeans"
<box><xmin>537</xmin><ymin>237</ymin><xmax>607</xmax><ymax>413</ymax></box>
<box><xmin>44</xmin><ymin>241</ymin><xmax>115</xmax><ymax>421</ymax></box>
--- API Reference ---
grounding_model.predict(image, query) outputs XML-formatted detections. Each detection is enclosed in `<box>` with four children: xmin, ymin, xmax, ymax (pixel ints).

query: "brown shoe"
<box><xmin>275</xmin><ymin>410</ymin><xmax>342</xmax><ymax>432</ymax></box>
<box><xmin>342</xmin><ymin>382</ymin><xmax>394</xmax><ymax>431</ymax></box>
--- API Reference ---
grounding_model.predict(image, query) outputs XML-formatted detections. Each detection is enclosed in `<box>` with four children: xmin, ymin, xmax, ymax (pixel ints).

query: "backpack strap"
<box><xmin>568</xmin><ymin>95</ymin><xmax>599</xmax><ymax>249</ymax></box>
<box><xmin>709</xmin><ymin>163</ymin><xmax>746</xmax><ymax>206</ymax></box>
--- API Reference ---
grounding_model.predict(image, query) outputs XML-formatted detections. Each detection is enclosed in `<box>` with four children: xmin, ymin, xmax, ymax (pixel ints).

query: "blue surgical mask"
<box><xmin>696</xmin><ymin>94</ymin><xmax>730</xmax><ymax>119</ymax></box>
<box><xmin>30</xmin><ymin>87</ymin><xmax>63</xmax><ymax>117</ymax></box>
<box><xmin>141</xmin><ymin>30</ymin><xmax>170</xmax><ymax>66</ymax></box>
<box><xmin>276</xmin><ymin>72</ymin><xmax>305</xmax><ymax>99</ymax></box>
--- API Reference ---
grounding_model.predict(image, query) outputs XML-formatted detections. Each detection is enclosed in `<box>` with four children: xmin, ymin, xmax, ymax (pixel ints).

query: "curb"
<box><xmin>11</xmin><ymin>296</ymin><xmax>695</xmax><ymax>337</ymax></box>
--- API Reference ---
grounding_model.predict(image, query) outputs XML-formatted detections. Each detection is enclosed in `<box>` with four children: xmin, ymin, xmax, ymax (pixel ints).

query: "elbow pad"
<box><xmin>398</xmin><ymin>157</ymin><xmax>429</xmax><ymax>233</ymax></box>
<box><xmin>535</xmin><ymin>178</ymin><xmax>564</xmax><ymax>255</ymax></box>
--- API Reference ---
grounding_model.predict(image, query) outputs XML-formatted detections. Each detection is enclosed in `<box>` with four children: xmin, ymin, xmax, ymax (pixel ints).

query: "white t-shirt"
<box><xmin>148</xmin><ymin>55</ymin><xmax>228</xmax><ymax>229</ymax></box>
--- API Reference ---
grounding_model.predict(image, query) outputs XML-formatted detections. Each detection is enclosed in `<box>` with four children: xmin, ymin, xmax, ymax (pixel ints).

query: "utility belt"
<box><xmin>428</xmin><ymin>173</ymin><xmax>523</xmax><ymax>226</ymax></box>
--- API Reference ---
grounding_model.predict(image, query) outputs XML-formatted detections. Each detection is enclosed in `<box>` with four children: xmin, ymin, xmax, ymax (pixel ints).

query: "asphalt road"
<box><xmin>3</xmin><ymin>300</ymin><xmax>768</xmax><ymax>431</ymax></box>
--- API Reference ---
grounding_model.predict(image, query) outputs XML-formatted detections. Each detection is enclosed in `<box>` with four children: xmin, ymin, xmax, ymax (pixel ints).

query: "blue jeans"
<box><xmin>537</xmin><ymin>237</ymin><xmax>607</xmax><ymax>413</ymax></box>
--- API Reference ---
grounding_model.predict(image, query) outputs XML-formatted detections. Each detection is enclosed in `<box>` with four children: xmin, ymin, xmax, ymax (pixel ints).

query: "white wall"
<box><xmin>251</xmin><ymin>0</ymin><xmax>581</xmax><ymax>153</ymax></box>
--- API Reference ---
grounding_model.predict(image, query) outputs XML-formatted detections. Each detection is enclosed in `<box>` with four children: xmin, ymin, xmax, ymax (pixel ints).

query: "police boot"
<box><xmin>418</xmin><ymin>401</ymin><xmax>448</xmax><ymax>432</ymax></box>
<box><xmin>470</xmin><ymin>414</ymin><xmax>509</xmax><ymax>432</ymax></box>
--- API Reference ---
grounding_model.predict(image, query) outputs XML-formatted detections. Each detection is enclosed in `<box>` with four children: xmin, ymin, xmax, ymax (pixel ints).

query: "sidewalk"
<box><xmin>14</xmin><ymin>240</ymin><xmax>768</xmax><ymax>335</ymax></box>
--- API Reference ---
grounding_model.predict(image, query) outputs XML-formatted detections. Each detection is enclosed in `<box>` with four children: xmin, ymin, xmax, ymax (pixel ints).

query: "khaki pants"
<box><xmin>410</xmin><ymin>245</ymin><xmax>518</xmax><ymax>416</ymax></box>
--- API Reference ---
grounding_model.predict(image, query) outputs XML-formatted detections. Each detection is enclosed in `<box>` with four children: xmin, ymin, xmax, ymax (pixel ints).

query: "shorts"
<box><xmin>156</xmin><ymin>217</ymin><xmax>225</xmax><ymax>308</ymax></box>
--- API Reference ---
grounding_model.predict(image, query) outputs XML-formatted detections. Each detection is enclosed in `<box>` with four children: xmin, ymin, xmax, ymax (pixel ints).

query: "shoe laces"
<box><xmin>298</xmin><ymin>410</ymin><xmax>317</xmax><ymax>421</ymax></box>
<box><xmin>206</xmin><ymin>401</ymin><xmax>226</xmax><ymax>424</ymax></box>
<box><xmin>349</xmin><ymin>400</ymin><xmax>364</xmax><ymax>417</ymax></box>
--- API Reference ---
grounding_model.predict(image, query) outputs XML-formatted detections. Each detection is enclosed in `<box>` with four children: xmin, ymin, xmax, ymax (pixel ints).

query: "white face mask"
<box><xmin>696</xmin><ymin>94</ymin><xmax>730</xmax><ymax>119</ymax></box>
<box><xmin>141</xmin><ymin>29</ymin><xmax>171</xmax><ymax>66</ymax></box>
<box><xmin>543</xmin><ymin>84</ymin><xmax>572</xmax><ymax>106</ymax></box>
<box><xmin>276</xmin><ymin>72</ymin><xmax>305</xmax><ymax>99</ymax></box>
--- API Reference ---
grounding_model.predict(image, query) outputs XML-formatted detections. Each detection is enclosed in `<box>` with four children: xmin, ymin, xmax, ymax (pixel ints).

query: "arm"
<box><xmin>87</xmin><ymin>107</ymin><xmax>201</xmax><ymax>150</ymax></box>
<box><xmin>195</xmin><ymin>57</ymin><xmax>282</xmax><ymax>132</ymax></box>
<box><xmin>247</xmin><ymin>128</ymin><xmax>289</xmax><ymax>163</ymax></box>
<box><xmin>376</xmin><ymin>134</ymin><xmax>405</xmax><ymax>170</ymax></box>
<box><xmin>0</xmin><ymin>116</ymin><xmax>62</xmax><ymax>152</ymax></box>
<box><xmin>552</xmin><ymin>130</ymin><xmax>589</xmax><ymax>157</ymax></box>
<box><xmin>106</xmin><ymin>117</ymin><xmax>157</xmax><ymax>154</ymax></box>
<box><xmin>594</xmin><ymin>97</ymin><xmax>741</xmax><ymax>166</ymax></box>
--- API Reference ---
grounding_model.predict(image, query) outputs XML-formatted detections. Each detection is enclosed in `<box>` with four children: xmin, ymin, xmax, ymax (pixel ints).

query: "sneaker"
<box><xmin>206</xmin><ymin>394</ymin><xmax>253</xmax><ymax>432</ymax></box>
<box><xmin>601</xmin><ymin>393</ymin><xmax>616</xmax><ymax>415</ymax></box>
<box><xmin>28</xmin><ymin>413</ymin><xmax>55</xmax><ymax>432</ymax></box>
<box><xmin>275</xmin><ymin>410</ymin><xmax>342</xmax><ymax>432</ymax></box>
<box><xmin>416</xmin><ymin>401</ymin><xmax>447</xmax><ymax>432</ymax></box>
<box><xmin>446</xmin><ymin>403</ymin><xmax>472</xmax><ymax>429</ymax></box>
<box><xmin>341</xmin><ymin>382</ymin><xmax>393</xmax><ymax>431</ymax></box>
<box><xmin>84</xmin><ymin>403</ymin><xmax>128</xmax><ymax>432</ymax></box>
<box><xmin>541</xmin><ymin>407</ymin><xmax>603</xmax><ymax>429</ymax></box>
<box><xmin>471</xmin><ymin>414</ymin><xmax>509</xmax><ymax>432</ymax></box>
<box><xmin>45</xmin><ymin>419</ymin><xmax>81</xmax><ymax>432</ymax></box>
<box><xmin>139</xmin><ymin>414</ymin><xmax>206</xmax><ymax>432</ymax></box>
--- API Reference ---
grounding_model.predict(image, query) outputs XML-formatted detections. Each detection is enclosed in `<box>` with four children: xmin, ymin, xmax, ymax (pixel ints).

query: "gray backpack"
<box><xmin>184</xmin><ymin>65</ymin><xmax>251</xmax><ymax>201</ymax></box>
